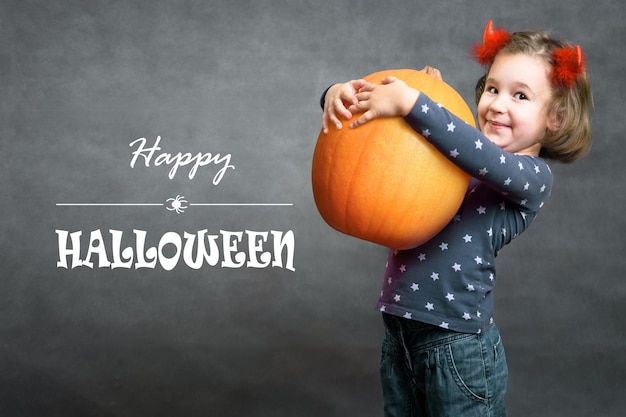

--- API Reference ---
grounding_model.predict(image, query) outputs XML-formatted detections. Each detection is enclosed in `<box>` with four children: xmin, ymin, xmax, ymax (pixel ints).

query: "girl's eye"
<box><xmin>487</xmin><ymin>86</ymin><xmax>498</xmax><ymax>94</ymax></box>
<box><xmin>514</xmin><ymin>92</ymin><xmax>528</xmax><ymax>100</ymax></box>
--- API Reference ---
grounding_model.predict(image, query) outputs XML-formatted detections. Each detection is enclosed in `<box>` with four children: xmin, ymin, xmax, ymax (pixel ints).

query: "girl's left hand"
<box><xmin>348</xmin><ymin>77</ymin><xmax>420</xmax><ymax>128</ymax></box>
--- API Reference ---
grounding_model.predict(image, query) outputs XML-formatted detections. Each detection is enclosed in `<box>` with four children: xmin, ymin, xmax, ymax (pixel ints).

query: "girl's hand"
<box><xmin>348</xmin><ymin>77</ymin><xmax>420</xmax><ymax>128</ymax></box>
<box><xmin>322</xmin><ymin>79</ymin><xmax>369</xmax><ymax>133</ymax></box>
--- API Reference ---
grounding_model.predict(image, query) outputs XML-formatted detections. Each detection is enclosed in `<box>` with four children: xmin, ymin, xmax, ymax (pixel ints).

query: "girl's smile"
<box><xmin>486</xmin><ymin>120</ymin><xmax>510</xmax><ymax>130</ymax></box>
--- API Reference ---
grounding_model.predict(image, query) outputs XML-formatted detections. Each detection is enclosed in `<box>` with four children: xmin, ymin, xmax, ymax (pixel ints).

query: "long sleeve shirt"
<box><xmin>375</xmin><ymin>93</ymin><xmax>553</xmax><ymax>333</ymax></box>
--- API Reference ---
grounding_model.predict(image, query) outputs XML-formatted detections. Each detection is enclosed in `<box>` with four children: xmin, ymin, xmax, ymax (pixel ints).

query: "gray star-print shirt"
<box><xmin>376</xmin><ymin>93</ymin><xmax>553</xmax><ymax>333</ymax></box>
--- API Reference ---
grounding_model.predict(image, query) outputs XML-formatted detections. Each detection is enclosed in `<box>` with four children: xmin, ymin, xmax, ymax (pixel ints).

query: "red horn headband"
<box><xmin>552</xmin><ymin>45</ymin><xmax>585</xmax><ymax>88</ymax></box>
<box><xmin>471</xmin><ymin>20</ymin><xmax>586</xmax><ymax>88</ymax></box>
<box><xmin>471</xmin><ymin>20</ymin><xmax>511</xmax><ymax>66</ymax></box>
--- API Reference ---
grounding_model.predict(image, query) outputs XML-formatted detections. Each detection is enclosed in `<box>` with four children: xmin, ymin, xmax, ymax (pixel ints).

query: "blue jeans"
<box><xmin>380</xmin><ymin>313</ymin><xmax>508</xmax><ymax>417</ymax></box>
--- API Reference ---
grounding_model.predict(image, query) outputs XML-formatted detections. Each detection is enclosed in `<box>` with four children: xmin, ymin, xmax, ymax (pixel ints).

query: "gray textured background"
<box><xmin>2</xmin><ymin>0</ymin><xmax>624</xmax><ymax>416</ymax></box>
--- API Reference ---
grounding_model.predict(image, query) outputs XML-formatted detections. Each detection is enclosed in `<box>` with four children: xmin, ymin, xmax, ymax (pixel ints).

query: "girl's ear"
<box><xmin>547</xmin><ymin>107</ymin><xmax>563</xmax><ymax>132</ymax></box>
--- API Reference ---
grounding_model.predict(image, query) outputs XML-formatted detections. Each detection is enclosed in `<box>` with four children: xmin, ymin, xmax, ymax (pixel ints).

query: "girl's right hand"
<box><xmin>322</xmin><ymin>79</ymin><xmax>368</xmax><ymax>133</ymax></box>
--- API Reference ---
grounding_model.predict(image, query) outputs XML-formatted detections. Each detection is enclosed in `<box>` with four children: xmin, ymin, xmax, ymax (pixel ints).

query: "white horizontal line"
<box><xmin>56</xmin><ymin>203</ymin><xmax>163</xmax><ymax>206</ymax></box>
<box><xmin>56</xmin><ymin>203</ymin><xmax>293</xmax><ymax>207</ymax></box>
<box><xmin>190</xmin><ymin>203</ymin><xmax>293</xmax><ymax>206</ymax></box>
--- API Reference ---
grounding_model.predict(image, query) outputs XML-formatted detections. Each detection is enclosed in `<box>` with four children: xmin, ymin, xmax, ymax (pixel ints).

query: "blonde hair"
<box><xmin>474</xmin><ymin>30</ymin><xmax>593</xmax><ymax>163</ymax></box>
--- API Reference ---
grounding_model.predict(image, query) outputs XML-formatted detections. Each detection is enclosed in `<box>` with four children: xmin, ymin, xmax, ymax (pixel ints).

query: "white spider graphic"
<box><xmin>165</xmin><ymin>195</ymin><xmax>188</xmax><ymax>214</ymax></box>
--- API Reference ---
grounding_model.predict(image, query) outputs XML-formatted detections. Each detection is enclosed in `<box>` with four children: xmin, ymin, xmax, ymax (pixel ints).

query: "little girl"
<box><xmin>320</xmin><ymin>21</ymin><xmax>592</xmax><ymax>417</ymax></box>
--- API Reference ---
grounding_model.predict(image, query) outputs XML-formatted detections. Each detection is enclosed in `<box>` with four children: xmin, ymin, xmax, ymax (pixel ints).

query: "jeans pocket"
<box><xmin>444</xmin><ymin>335</ymin><xmax>488</xmax><ymax>402</ymax></box>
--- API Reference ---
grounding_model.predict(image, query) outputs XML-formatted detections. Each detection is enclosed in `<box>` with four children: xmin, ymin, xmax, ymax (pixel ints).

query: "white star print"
<box><xmin>520</xmin><ymin>199</ymin><xmax>528</xmax><ymax>206</ymax></box>
<box><xmin>439</xmin><ymin>242</ymin><xmax>449</xmax><ymax>251</ymax></box>
<box><xmin>430</xmin><ymin>272</ymin><xmax>440</xmax><ymax>281</ymax></box>
<box><xmin>475</xmin><ymin>139</ymin><xmax>483</xmax><ymax>149</ymax></box>
<box><xmin>489</xmin><ymin>273</ymin><xmax>494</xmax><ymax>281</ymax></box>
<box><xmin>439</xmin><ymin>322</ymin><xmax>450</xmax><ymax>329</ymax></box>
<box><xmin>425</xmin><ymin>302</ymin><xmax>434</xmax><ymax>311</ymax></box>
<box><xmin>479</xmin><ymin>167</ymin><xmax>488</xmax><ymax>176</ymax></box>
<box><xmin>399</xmin><ymin>264</ymin><xmax>406</xmax><ymax>273</ymax></box>
<box><xmin>450</xmin><ymin>149</ymin><xmax>459</xmax><ymax>158</ymax></box>
<box><xmin>466</xmin><ymin>284</ymin><xmax>475</xmax><ymax>291</ymax></box>
<box><xmin>418</xmin><ymin>253</ymin><xmax>426</xmax><ymax>261</ymax></box>
<box><xmin>394</xmin><ymin>294</ymin><xmax>401</xmax><ymax>302</ymax></box>
<box><xmin>534</xmin><ymin>165</ymin><xmax>540</xmax><ymax>173</ymax></box>
<box><xmin>421</xmin><ymin>103</ymin><xmax>430</xmax><ymax>113</ymax></box>
<box><xmin>447</xmin><ymin>122</ymin><xmax>456</xmax><ymax>132</ymax></box>
<box><xmin>463</xmin><ymin>312</ymin><xmax>471</xmax><ymax>320</ymax></box>
<box><xmin>387</xmin><ymin>277</ymin><xmax>393</xmax><ymax>285</ymax></box>
<box><xmin>477</xmin><ymin>206</ymin><xmax>487</xmax><ymax>214</ymax></box>
<box><xmin>474</xmin><ymin>256</ymin><xmax>483</xmax><ymax>264</ymax></box>
<box><xmin>540</xmin><ymin>184</ymin><xmax>546</xmax><ymax>192</ymax></box>
<box><xmin>445</xmin><ymin>293</ymin><xmax>455</xmax><ymax>301</ymax></box>
<box><xmin>403</xmin><ymin>312</ymin><xmax>412</xmax><ymax>319</ymax></box>
<box><xmin>411</xmin><ymin>283</ymin><xmax>419</xmax><ymax>291</ymax></box>
<box><xmin>422</xmin><ymin>129</ymin><xmax>431</xmax><ymax>138</ymax></box>
<box><xmin>500</xmin><ymin>154</ymin><xmax>506</xmax><ymax>164</ymax></box>
<box><xmin>518</xmin><ymin>162</ymin><xmax>524</xmax><ymax>170</ymax></box>
<box><xmin>463</xmin><ymin>234</ymin><xmax>472</xmax><ymax>243</ymax></box>
<box><xmin>452</xmin><ymin>263</ymin><xmax>461</xmax><ymax>272</ymax></box>
<box><xmin>504</xmin><ymin>177</ymin><xmax>512</xmax><ymax>186</ymax></box>
<box><xmin>379</xmin><ymin>305</ymin><xmax>386</xmax><ymax>312</ymax></box>
<box><xmin>524</xmin><ymin>182</ymin><xmax>530</xmax><ymax>191</ymax></box>
<box><xmin>454</xmin><ymin>215</ymin><xmax>462</xmax><ymax>222</ymax></box>
<box><xmin>487</xmin><ymin>228</ymin><xmax>493</xmax><ymax>237</ymax></box>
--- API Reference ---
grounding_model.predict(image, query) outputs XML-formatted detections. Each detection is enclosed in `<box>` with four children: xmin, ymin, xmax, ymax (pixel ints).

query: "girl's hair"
<box><xmin>474</xmin><ymin>30</ymin><xmax>593</xmax><ymax>163</ymax></box>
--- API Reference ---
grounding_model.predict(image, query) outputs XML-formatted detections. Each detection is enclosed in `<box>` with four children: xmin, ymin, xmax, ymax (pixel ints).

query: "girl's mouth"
<box><xmin>488</xmin><ymin>120</ymin><xmax>510</xmax><ymax>130</ymax></box>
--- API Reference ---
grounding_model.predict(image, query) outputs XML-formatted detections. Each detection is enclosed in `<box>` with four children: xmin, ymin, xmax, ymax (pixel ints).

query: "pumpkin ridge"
<box><xmin>365</xmin><ymin>133</ymin><xmax>412</xmax><ymax>245</ymax></box>
<box><xmin>343</xmin><ymin>128</ymin><xmax>371</xmax><ymax>236</ymax></box>
<box><xmin>313</xmin><ymin>131</ymin><xmax>347</xmax><ymax>232</ymax></box>
<box><xmin>323</xmin><ymin>133</ymin><xmax>345</xmax><ymax>232</ymax></box>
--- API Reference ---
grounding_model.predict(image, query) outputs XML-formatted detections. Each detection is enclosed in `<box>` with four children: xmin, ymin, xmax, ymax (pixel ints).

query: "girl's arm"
<box><xmin>403</xmin><ymin>93</ymin><xmax>552</xmax><ymax>212</ymax></box>
<box><xmin>348</xmin><ymin>78</ymin><xmax>552</xmax><ymax>211</ymax></box>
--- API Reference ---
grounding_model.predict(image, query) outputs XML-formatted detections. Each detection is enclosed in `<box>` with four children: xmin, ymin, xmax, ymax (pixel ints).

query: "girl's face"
<box><xmin>477</xmin><ymin>53</ymin><xmax>556</xmax><ymax>156</ymax></box>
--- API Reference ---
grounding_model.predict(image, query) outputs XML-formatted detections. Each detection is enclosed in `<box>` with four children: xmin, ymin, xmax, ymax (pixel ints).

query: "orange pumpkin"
<box><xmin>312</xmin><ymin>69</ymin><xmax>475</xmax><ymax>250</ymax></box>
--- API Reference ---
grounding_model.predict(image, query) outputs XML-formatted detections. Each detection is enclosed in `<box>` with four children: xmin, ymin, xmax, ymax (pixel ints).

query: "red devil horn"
<box><xmin>472</xmin><ymin>20</ymin><xmax>511</xmax><ymax>66</ymax></box>
<box><xmin>570</xmin><ymin>45</ymin><xmax>583</xmax><ymax>70</ymax></box>
<box><xmin>483</xmin><ymin>20</ymin><xmax>495</xmax><ymax>44</ymax></box>
<box><xmin>552</xmin><ymin>44</ymin><xmax>585</xmax><ymax>88</ymax></box>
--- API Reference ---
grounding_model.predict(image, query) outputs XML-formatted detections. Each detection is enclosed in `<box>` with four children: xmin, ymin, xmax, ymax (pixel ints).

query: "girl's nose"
<box><xmin>488</xmin><ymin>95</ymin><xmax>506</xmax><ymax>114</ymax></box>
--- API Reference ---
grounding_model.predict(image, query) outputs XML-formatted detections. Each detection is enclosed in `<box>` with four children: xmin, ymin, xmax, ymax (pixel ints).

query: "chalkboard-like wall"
<box><xmin>1</xmin><ymin>1</ymin><xmax>624</xmax><ymax>416</ymax></box>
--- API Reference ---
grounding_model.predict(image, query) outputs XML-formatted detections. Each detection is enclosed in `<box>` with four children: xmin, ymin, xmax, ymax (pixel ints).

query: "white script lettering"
<box><xmin>129</xmin><ymin>136</ymin><xmax>235</xmax><ymax>184</ymax></box>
